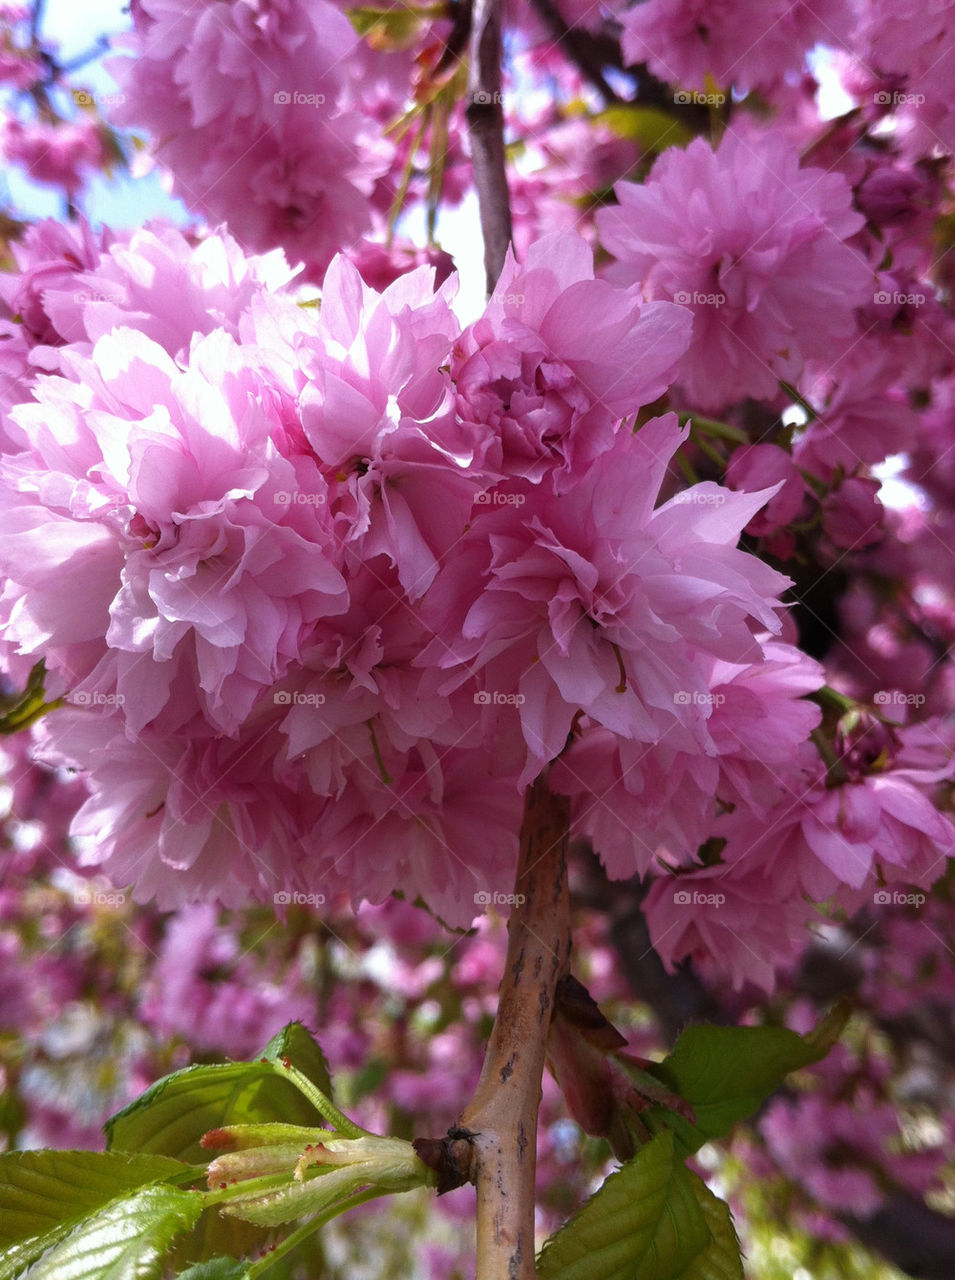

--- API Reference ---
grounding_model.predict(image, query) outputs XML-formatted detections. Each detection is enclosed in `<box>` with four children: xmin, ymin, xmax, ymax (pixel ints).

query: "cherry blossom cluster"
<box><xmin>0</xmin><ymin>218</ymin><xmax>818</xmax><ymax>931</ymax></box>
<box><xmin>1</xmin><ymin>0</ymin><xmax>954</xmax><ymax>1008</ymax></box>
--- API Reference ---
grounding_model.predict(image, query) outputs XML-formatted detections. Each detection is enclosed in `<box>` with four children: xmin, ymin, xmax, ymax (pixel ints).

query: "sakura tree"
<box><xmin>0</xmin><ymin>1</ymin><xmax>954</xmax><ymax>1278</ymax></box>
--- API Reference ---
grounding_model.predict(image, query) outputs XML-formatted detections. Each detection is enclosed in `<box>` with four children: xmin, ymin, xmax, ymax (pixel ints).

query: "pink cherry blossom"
<box><xmin>451</xmin><ymin>231</ymin><xmax>692</xmax><ymax>488</ymax></box>
<box><xmin>821</xmin><ymin>476</ymin><xmax>885</xmax><ymax>550</ymax></box>
<box><xmin>596</xmin><ymin>131</ymin><xmax>873</xmax><ymax>411</ymax></box>
<box><xmin>2</xmin><ymin>325</ymin><xmax>347</xmax><ymax>733</ymax></box>
<box><xmin>621</xmin><ymin>0</ymin><xmax>856</xmax><ymax>92</ymax></box>
<box><xmin>726</xmin><ymin>444</ymin><xmax>806</xmax><ymax>537</ymax></box>
<box><xmin>1</xmin><ymin>116</ymin><xmax>110</xmax><ymax>193</ymax></box>
<box><xmin>107</xmin><ymin>0</ymin><xmax>386</xmax><ymax>280</ymax></box>
<box><xmin>420</xmin><ymin>413</ymin><xmax>790</xmax><ymax>784</ymax></box>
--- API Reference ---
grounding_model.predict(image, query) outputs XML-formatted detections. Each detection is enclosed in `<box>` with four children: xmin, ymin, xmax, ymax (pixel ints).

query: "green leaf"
<box><xmin>22</xmin><ymin>1183</ymin><xmax>202</xmax><ymax>1280</ymax></box>
<box><xmin>677</xmin><ymin>1172</ymin><xmax>743</xmax><ymax>1280</ymax></box>
<box><xmin>105</xmin><ymin>1062</ymin><xmax>323</xmax><ymax>1165</ymax></box>
<box><xmin>259</xmin><ymin>1023</ymin><xmax>334</xmax><ymax>1103</ymax></box>
<box><xmin>166</xmin><ymin>1203</ymin><xmax>269</xmax><ymax>1274</ymax></box>
<box><xmin>594</xmin><ymin>105</ymin><xmax>693</xmax><ymax>153</ymax></box>
<box><xmin>106</xmin><ymin>1023</ymin><xmax>350</xmax><ymax>1164</ymax></box>
<box><xmin>0</xmin><ymin>1150</ymin><xmax>189</xmax><ymax>1279</ymax></box>
<box><xmin>0</xmin><ymin>661</ymin><xmax>61</xmax><ymax>734</ymax></box>
<box><xmin>643</xmin><ymin>1004</ymin><xmax>850</xmax><ymax>1155</ymax></box>
<box><xmin>347</xmin><ymin>5</ymin><xmax>426</xmax><ymax>48</ymax></box>
<box><xmin>537</xmin><ymin>1132</ymin><xmax>710</xmax><ymax>1280</ymax></box>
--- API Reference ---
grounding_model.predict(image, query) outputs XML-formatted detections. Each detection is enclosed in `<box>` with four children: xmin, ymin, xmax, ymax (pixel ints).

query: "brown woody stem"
<box><xmin>466</xmin><ymin>0</ymin><xmax>513</xmax><ymax>295</ymax></box>
<box><xmin>458</xmin><ymin>774</ymin><xmax>571</xmax><ymax>1279</ymax></box>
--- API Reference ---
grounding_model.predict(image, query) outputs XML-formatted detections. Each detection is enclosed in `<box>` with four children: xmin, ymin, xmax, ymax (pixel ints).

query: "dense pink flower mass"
<box><xmin>107</xmin><ymin>0</ymin><xmax>385</xmax><ymax>279</ymax></box>
<box><xmin>1</xmin><ymin>0</ymin><xmax>954</xmax><ymax>1024</ymax></box>
<box><xmin>851</xmin><ymin>1</ymin><xmax>955</xmax><ymax>154</ymax></box>
<box><xmin>0</xmin><ymin>222</ymin><xmax>825</xmax><ymax>930</ymax></box>
<box><xmin>0</xmin><ymin>116</ymin><xmax>110</xmax><ymax>193</ymax></box>
<box><xmin>621</xmin><ymin>0</ymin><xmax>855</xmax><ymax>92</ymax></box>
<box><xmin>596</xmin><ymin>131</ymin><xmax>872</xmax><ymax>411</ymax></box>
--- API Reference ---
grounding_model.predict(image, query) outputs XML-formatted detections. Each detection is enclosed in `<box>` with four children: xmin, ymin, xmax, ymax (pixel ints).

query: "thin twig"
<box><xmin>466</xmin><ymin>0</ymin><xmax>513</xmax><ymax>294</ymax></box>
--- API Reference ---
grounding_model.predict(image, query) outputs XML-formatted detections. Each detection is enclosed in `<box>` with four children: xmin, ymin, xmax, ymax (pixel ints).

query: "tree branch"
<box><xmin>842</xmin><ymin>1192</ymin><xmax>955</xmax><ymax>1280</ymax></box>
<box><xmin>459</xmin><ymin>775</ymin><xmax>571</xmax><ymax>1279</ymax></box>
<box><xmin>466</xmin><ymin>0</ymin><xmax>513</xmax><ymax>294</ymax></box>
<box><xmin>525</xmin><ymin>0</ymin><xmax>621</xmax><ymax>103</ymax></box>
